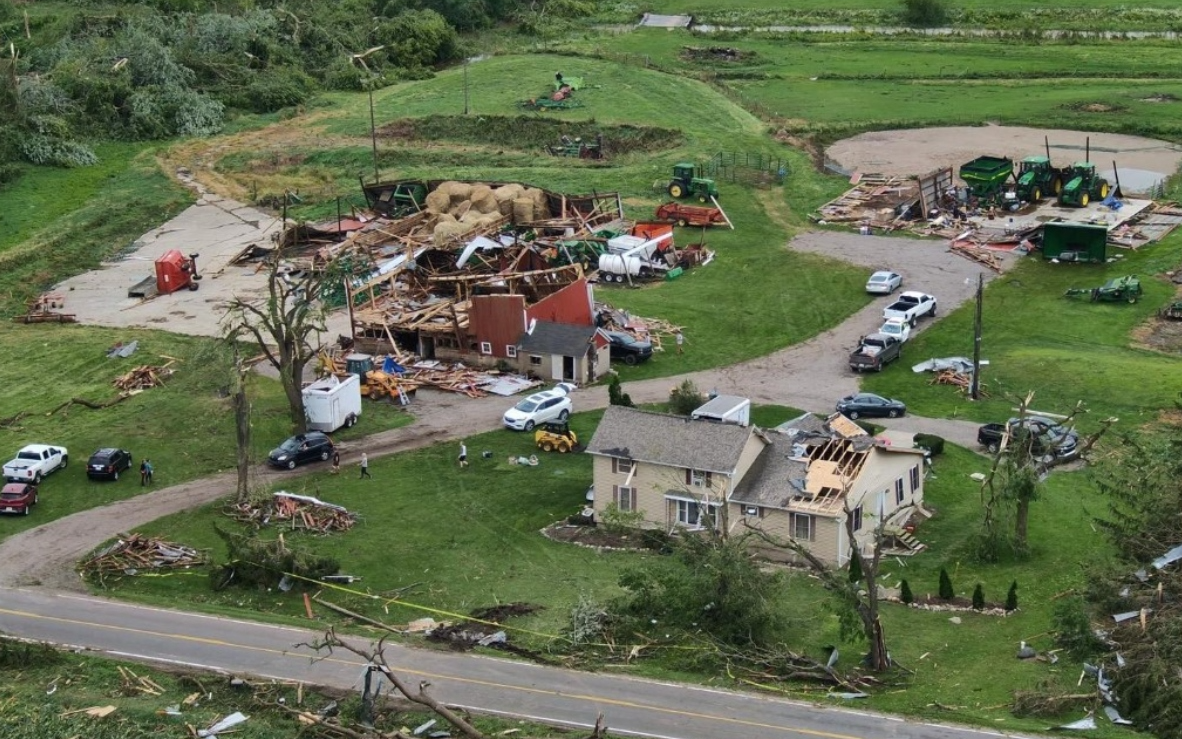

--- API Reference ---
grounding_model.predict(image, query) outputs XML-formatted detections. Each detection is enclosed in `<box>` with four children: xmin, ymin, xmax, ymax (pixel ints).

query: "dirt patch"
<box><xmin>543</xmin><ymin>522</ymin><xmax>654</xmax><ymax>551</ymax></box>
<box><xmin>377</xmin><ymin>115</ymin><xmax>682</xmax><ymax>156</ymax></box>
<box><xmin>1141</xmin><ymin>93</ymin><xmax>1178</xmax><ymax>103</ymax></box>
<box><xmin>1064</xmin><ymin>101</ymin><xmax>1127</xmax><ymax>114</ymax></box>
<box><xmin>680</xmin><ymin>46</ymin><xmax>756</xmax><ymax>64</ymax></box>
<box><xmin>825</xmin><ymin>125</ymin><xmax>1182</xmax><ymax>179</ymax></box>
<box><xmin>1131</xmin><ymin>313</ymin><xmax>1182</xmax><ymax>354</ymax></box>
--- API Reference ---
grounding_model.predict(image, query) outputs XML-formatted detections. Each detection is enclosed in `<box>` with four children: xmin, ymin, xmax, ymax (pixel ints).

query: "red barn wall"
<box><xmin>526</xmin><ymin>278</ymin><xmax>593</xmax><ymax>327</ymax></box>
<box><xmin>469</xmin><ymin>294</ymin><xmax>527</xmax><ymax>358</ymax></box>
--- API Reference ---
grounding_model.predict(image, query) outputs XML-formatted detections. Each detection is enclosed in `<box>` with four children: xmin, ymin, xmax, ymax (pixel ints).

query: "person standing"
<box><xmin>458</xmin><ymin>441</ymin><xmax>468</xmax><ymax>468</ymax></box>
<box><xmin>144</xmin><ymin>459</ymin><xmax>154</xmax><ymax>485</ymax></box>
<box><xmin>675</xmin><ymin>329</ymin><xmax>685</xmax><ymax>355</ymax></box>
<box><xmin>139</xmin><ymin>459</ymin><xmax>148</xmax><ymax>487</ymax></box>
<box><xmin>331</xmin><ymin>450</ymin><xmax>341</xmax><ymax>475</ymax></box>
<box><xmin>359</xmin><ymin>452</ymin><xmax>371</xmax><ymax>479</ymax></box>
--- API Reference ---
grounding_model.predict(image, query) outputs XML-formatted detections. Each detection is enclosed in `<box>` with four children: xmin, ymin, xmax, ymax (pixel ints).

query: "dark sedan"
<box><xmin>0</xmin><ymin>482</ymin><xmax>38</xmax><ymax>515</ymax></box>
<box><xmin>836</xmin><ymin>393</ymin><xmax>907</xmax><ymax>420</ymax></box>
<box><xmin>605</xmin><ymin>331</ymin><xmax>653</xmax><ymax>365</ymax></box>
<box><xmin>87</xmin><ymin>448</ymin><xmax>133</xmax><ymax>481</ymax></box>
<box><xmin>268</xmin><ymin>432</ymin><xmax>335</xmax><ymax>470</ymax></box>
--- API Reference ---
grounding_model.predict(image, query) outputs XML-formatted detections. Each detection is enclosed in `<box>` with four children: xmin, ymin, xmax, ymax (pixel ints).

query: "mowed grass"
<box><xmin>103</xmin><ymin>418</ymin><xmax>1125</xmax><ymax>734</ymax></box>
<box><xmin>863</xmin><ymin>236</ymin><xmax>1182</xmax><ymax>423</ymax></box>
<box><xmin>0</xmin><ymin>324</ymin><xmax>412</xmax><ymax>543</ymax></box>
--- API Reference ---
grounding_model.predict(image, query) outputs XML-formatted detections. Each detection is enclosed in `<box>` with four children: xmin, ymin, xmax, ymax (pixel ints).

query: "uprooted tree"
<box><xmin>223</xmin><ymin>254</ymin><xmax>337</xmax><ymax>434</ymax></box>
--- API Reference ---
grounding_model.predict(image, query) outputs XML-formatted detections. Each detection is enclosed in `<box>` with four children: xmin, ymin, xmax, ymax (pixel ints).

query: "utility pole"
<box><xmin>463</xmin><ymin>59</ymin><xmax>470</xmax><ymax>115</ymax></box>
<box><xmin>971</xmin><ymin>272</ymin><xmax>983</xmax><ymax>400</ymax></box>
<box><xmin>368</xmin><ymin>83</ymin><xmax>379</xmax><ymax>184</ymax></box>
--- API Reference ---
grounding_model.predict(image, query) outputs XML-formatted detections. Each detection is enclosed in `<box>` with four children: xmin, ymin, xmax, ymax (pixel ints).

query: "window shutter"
<box><xmin>612</xmin><ymin>485</ymin><xmax>619</xmax><ymax>507</ymax></box>
<box><xmin>685</xmin><ymin>469</ymin><xmax>692</xmax><ymax>485</ymax></box>
<box><xmin>612</xmin><ymin>458</ymin><xmax>618</xmax><ymax>474</ymax></box>
<box><xmin>705</xmin><ymin>472</ymin><xmax>713</xmax><ymax>488</ymax></box>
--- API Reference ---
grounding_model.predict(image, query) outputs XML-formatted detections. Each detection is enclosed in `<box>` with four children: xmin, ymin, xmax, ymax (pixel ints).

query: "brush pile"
<box><xmin>79</xmin><ymin>533</ymin><xmax>206</xmax><ymax>582</ymax></box>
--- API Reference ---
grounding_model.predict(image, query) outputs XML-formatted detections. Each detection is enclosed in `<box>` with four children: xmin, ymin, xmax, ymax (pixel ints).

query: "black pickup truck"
<box><xmin>849</xmin><ymin>334</ymin><xmax>902</xmax><ymax>372</ymax></box>
<box><xmin>978</xmin><ymin>417</ymin><xmax>1080</xmax><ymax>458</ymax></box>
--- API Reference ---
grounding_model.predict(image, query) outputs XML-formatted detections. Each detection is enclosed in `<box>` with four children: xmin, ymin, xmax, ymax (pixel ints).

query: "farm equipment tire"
<box><xmin>623</xmin><ymin>354</ymin><xmax>638</xmax><ymax>366</ymax></box>
<box><xmin>698</xmin><ymin>195</ymin><xmax>708</xmax><ymax>203</ymax></box>
<box><xmin>1053</xmin><ymin>177</ymin><xmax>1063</xmax><ymax>194</ymax></box>
<box><xmin>557</xmin><ymin>441</ymin><xmax>571</xmax><ymax>453</ymax></box>
<box><xmin>1099</xmin><ymin>182</ymin><xmax>1110</xmax><ymax>199</ymax></box>
<box><xmin>1031</xmin><ymin>187</ymin><xmax>1041</xmax><ymax>202</ymax></box>
<box><xmin>188</xmin><ymin>282</ymin><xmax>199</xmax><ymax>291</ymax></box>
<box><xmin>541</xmin><ymin>441</ymin><xmax>554</xmax><ymax>452</ymax></box>
<box><xmin>668</xmin><ymin>183</ymin><xmax>684</xmax><ymax>198</ymax></box>
<box><xmin>1080</xmin><ymin>193</ymin><xmax>1090</xmax><ymax>207</ymax></box>
<box><xmin>677</xmin><ymin>218</ymin><xmax>688</xmax><ymax>227</ymax></box>
<box><xmin>344</xmin><ymin>414</ymin><xmax>357</xmax><ymax>428</ymax></box>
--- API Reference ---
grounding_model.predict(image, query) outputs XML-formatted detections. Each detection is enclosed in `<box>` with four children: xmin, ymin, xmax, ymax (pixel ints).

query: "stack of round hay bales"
<box><xmin>494</xmin><ymin>184</ymin><xmax>525</xmax><ymax>216</ymax></box>
<box><xmin>470</xmin><ymin>184</ymin><xmax>499</xmax><ymax>215</ymax></box>
<box><xmin>424</xmin><ymin>189</ymin><xmax>451</xmax><ymax>213</ymax></box>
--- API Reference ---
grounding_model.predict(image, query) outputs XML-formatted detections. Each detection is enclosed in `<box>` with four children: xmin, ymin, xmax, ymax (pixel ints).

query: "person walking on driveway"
<box><xmin>359</xmin><ymin>452</ymin><xmax>371</xmax><ymax>479</ymax></box>
<box><xmin>140</xmin><ymin>460</ymin><xmax>148</xmax><ymax>486</ymax></box>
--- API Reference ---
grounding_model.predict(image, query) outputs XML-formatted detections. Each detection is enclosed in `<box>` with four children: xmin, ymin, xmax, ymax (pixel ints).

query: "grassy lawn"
<box><xmin>862</xmin><ymin>235</ymin><xmax>1182</xmax><ymax>424</ymax></box>
<box><xmin>0</xmin><ymin>324</ymin><xmax>412</xmax><ymax>543</ymax></box>
<box><xmin>99</xmin><ymin>413</ymin><xmax>1125</xmax><ymax>734</ymax></box>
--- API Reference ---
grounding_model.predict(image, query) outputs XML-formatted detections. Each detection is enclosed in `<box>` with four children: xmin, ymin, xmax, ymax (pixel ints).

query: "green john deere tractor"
<box><xmin>667</xmin><ymin>162</ymin><xmax>719</xmax><ymax>202</ymax></box>
<box><xmin>1015</xmin><ymin>156</ymin><xmax>1064</xmax><ymax>202</ymax></box>
<box><xmin>1058</xmin><ymin>162</ymin><xmax>1110</xmax><ymax>208</ymax></box>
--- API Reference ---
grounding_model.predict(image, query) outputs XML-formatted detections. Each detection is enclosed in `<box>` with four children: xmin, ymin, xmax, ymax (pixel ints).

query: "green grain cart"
<box><xmin>959</xmin><ymin>156</ymin><xmax>1014</xmax><ymax>205</ymax></box>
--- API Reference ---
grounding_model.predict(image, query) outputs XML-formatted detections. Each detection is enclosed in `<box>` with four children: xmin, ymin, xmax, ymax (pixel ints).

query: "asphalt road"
<box><xmin>0</xmin><ymin>588</ymin><xmax>1031</xmax><ymax>739</ymax></box>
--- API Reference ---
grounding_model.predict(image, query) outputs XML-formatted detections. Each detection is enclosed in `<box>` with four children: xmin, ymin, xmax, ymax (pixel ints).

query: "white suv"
<box><xmin>503</xmin><ymin>383</ymin><xmax>576</xmax><ymax>431</ymax></box>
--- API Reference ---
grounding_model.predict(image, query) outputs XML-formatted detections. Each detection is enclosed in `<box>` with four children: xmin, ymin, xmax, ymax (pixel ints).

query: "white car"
<box><xmin>503</xmin><ymin>383</ymin><xmax>576</xmax><ymax>431</ymax></box>
<box><xmin>866</xmin><ymin>270</ymin><xmax>902</xmax><ymax>295</ymax></box>
<box><xmin>3</xmin><ymin>444</ymin><xmax>68</xmax><ymax>483</ymax></box>
<box><xmin>878</xmin><ymin>317</ymin><xmax>912</xmax><ymax>343</ymax></box>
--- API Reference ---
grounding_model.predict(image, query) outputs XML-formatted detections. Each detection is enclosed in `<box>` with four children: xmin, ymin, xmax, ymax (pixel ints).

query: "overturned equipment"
<box><xmin>1064</xmin><ymin>275</ymin><xmax>1142</xmax><ymax>303</ymax></box>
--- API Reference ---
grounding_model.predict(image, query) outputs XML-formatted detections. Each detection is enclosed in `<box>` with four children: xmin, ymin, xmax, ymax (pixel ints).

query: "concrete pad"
<box><xmin>967</xmin><ymin>197</ymin><xmax>1154</xmax><ymax>235</ymax></box>
<box><xmin>1103</xmin><ymin>167</ymin><xmax>1166</xmax><ymax>195</ymax></box>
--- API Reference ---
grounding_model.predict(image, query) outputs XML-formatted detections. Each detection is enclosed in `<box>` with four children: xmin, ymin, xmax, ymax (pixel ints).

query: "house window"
<box><xmin>909</xmin><ymin>465</ymin><xmax>921</xmax><ymax>492</ymax></box>
<box><xmin>685</xmin><ymin>469</ymin><xmax>713</xmax><ymax>488</ymax></box>
<box><xmin>529</xmin><ymin>355</ymin><xmax>543</xmax><ymax>366</ymax></box>
<box><xmin>673</xmin><ymin>499</ymin><xmax>718</xmax><ymax>529</ymax></box>
<box><xmin>613</xmin><ymin>485</ymin><xmax>636</xmax><ymax>511</ymax></box>
<box><xmin>895</xmin><ymin>478</ymin><xmax>905</xmax><ymax>505</ymax></box>
<box><xmin>479</xmin><ymin>341</ymin><xmax>492</xmax><ymax>355</ymax></box>
<box><xmin>613</xmin><ymin>458</ymin><xmax>633</xmax><ymax>475</ymax></box>
<box><xmin>743</xmin><ymin>506</ymin><xmax>763</xmax><ymax>518</ymax></box>
<box><xmin>851</xmin><ymin>505</ymin><xmax>864</xmax><ymax>532</ymax></box>
<box><xmin>790</xmin><ymin>512</ymin><xmax>814</xmax><ymax>541</ymax></box>
<box><xmin>506</xmin><ymin>345</ymin><xmax>518</xmax><ymax>358</ymax></box>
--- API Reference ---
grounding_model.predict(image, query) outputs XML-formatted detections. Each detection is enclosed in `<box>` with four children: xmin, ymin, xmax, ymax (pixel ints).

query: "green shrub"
<box><xmin>1006</xmin><ymin>580</ymin><xmax>1019</xmax><ymax>611</ymax></box>
<box><xmin>914</xmin><ymin>433</ymin><xmax>945</xmax><ymax>456</ymax></box>
<box><xmin>900</xmin><ymin>0</ymin><xmax>949</xmax><ymax>27</ymax></box>
<box><xmin>972</xmin><ymin>583</ymin><xmax>985</xmax><ymax>610</ymax></box>
<box><xmin>608</xmin><ymin>374</ymin><xmax>634</xmax><ymax>407</ymax></box>
<box><xmin>0</xmin><ymin>162</ymin><xmax>23</xmax><ymax>188</ymax></box>
<box><xmin>668</xmin><ymin>379</ymin><xmax>704</xmax><ymax>416</ymax></box>
<box><xmin>601</xmin><ymin>502</ymin><xmax>645</xmax><ymax>535</ymax></box>
<box><xmin>1052</xmin><ymin>596</ymin><xmax>1103</xmax><ymax>659</ymax></box>
<box><xmin>938</xmin><ymin>567</ymin><xmax>955</xmax><ymax>600</ymax></box>
<box><xmin>237</xmin><ymin>66</ymin><xmax>315</xmax><ymax>113</ymax></box>
<box><xmin>900</xmin><ymin>578</ymin><xmax>914</xmax><ymax>604</ymax></box>
<box><xmin>848</xmin><ymin>552</ymin><xmax>863</xmax><ymax>583</ymax></box>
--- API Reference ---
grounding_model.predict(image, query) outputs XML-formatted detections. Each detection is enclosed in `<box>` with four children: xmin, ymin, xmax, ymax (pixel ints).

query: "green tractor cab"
<box><xmin>1064</xmin><ymin>275</ymin><xmax>1142</xmax><ymax>304</ymax></box>
<box><xmin>1058</xmin><ymin>162</ymin><xmax>1110</xmax><ymax>208</ymax></box>
<box><xmin>1015</xmin><ymin>156</ymin><xmax>1064</xmax><ymax>202</ymax></box>
<box><xmin>668</xmin><ymin>162</ymin><xmax>720</xmax><ymax>202</ymax></box>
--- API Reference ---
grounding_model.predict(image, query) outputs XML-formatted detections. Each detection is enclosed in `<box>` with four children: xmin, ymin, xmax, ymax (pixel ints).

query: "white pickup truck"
<box><xmin>882</xmin><ymin>291</ymin><xmax>937</xmax><ymax>325</ymax></box>
<box><xmin>3</xmin><ymin>444</ymin><xmax>69</xmax><ymax>483</ymax></box>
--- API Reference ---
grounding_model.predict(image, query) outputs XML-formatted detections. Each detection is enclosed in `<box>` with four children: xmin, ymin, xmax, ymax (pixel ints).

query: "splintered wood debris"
<box><xmin>929</xmin><ymin>370</ymin><xmax>989</xmax><ymax>397</ymax></box>
<box><xmin>113</xmin><ymin>361</ymin><xmax>177</xmax><ymax>391</ymax></box>
<box><xmin>79</xmin><ymin>533</ymin><xmax>207</xmax><ymax>581</ymax></box>
<box><xmin>228</xmin><ymin>492</ymin><xmax>355</xmax><ymax>533</ymax></box>
<box><xmin>595</xmin><ymin>302</ymin><xmax>683</xmax><ymax>352</ymax></box>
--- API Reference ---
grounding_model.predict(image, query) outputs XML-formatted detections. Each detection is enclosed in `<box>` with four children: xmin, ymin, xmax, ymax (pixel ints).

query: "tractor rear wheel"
<box><xmin>668</xmin><ymin>183</ymin><xmax>684</xmax><ymax>198</ymax></box>
<box><xmin>1099</xmin><ymin>182</ymin><xmax>1110</xmax><ymax>199</ymax></box>
<box><xmin>1053</xmin><ymin>177</ymin><xmax>1063</xmax><ymax>194</ymax></box>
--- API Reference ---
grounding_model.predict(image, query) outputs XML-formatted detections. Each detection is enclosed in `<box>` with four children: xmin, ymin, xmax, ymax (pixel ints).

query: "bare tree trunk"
<box><xmin>233</xmin><ymin>370</ymin><xmax>252</xmax><ymax>503</ymax></box>
<box><xmin>1015</xmin><ymin>498</ymin><xmax>1030</xmax><ymax>548</ymax></box>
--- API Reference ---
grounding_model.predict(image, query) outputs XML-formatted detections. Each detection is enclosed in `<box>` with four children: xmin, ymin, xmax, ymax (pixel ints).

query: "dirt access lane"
<box><xmin>0</xmin><ymin>230</ymin><xmax>1004</xmax><ymax>592</ymax></box>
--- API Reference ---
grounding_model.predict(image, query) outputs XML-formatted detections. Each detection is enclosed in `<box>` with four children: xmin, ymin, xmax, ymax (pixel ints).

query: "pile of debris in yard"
<box><xmin>595</xmin><ymin>302</ymin><xmax>684</xmax><ymax>353</ymax></box>
<box><xmin>227</xmin><ymin>491</ymin><xmax>355</xmax><ymax>533</ymax></box>
<box><xmin>814</xmin><ymin>154</ymin><xmax>1182</xmax><ymax>269</ymax></box>
<box><xmin>79</xmin><ymin>534</ymin><xmax>207</xmax><ymax>582</ymax></box>
<box><xmin>113</xmin><ymin>361</ymin><xmax>177</xmax><ymax>392</ymax></box>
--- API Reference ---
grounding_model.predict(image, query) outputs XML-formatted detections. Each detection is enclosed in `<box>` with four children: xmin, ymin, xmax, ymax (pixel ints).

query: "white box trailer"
<box><xmin>302</xmin><ymin>374</ymin><xmax>362</xmax><ymax>433</ymax></box>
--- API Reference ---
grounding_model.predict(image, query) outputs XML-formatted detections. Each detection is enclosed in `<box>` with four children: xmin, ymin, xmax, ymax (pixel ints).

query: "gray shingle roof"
<box><xmin>585</xmin><ymin>406</ymin><xmax>757</xmax><ymax>475</ymax></box>
<box><xmin>731</xmin><ymin>433</ymin><xmax>808</xmax><ymax>509</ymax></box>
<box><xmin>517</xmin><ymin>322</ymin><xmax>596</xmax><ymax>356</ymax></box>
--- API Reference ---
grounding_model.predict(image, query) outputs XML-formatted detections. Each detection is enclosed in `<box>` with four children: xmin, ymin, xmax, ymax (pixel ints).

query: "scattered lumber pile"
<box><xmin>79</xmin><ymin>533</ymin><xmax>207</xmax><ymax>583</ymax></box>
<box><xmin>13</xmin><ymin>292</ymin><xmax>76</xmax><ymax>324</ymax></box>
<box><xmin>113</xmin><ymin>361</ymin><xmax>177</xmax><ymax>391</ymax></box>
<box><xmin>815</xmin><ymin>174</ymin><xmax>915</xmax><ymax>230</ymax></box>
<box><xmin>949</xmin><ymin>242</ymin><xmax>1004</xmax><ymax>272</ymax></box>
<box><xmin>228</xmin><ymin>492</ymin><xmax>355</xmax><ymax>533</ymax></box>
<box><xmin>596</xmin><ymin>302</ymin><xmax>683</xmax><ymax>352</ymax></box>
<box><xmin>929</xmin><ymin>370</ymin><xmax>989</xmax><ymax>397</ymax></box>
<box><xmin>116</xmin><ymin>665</ymin><xmax>168</xmax><ymax>697</ymax></box>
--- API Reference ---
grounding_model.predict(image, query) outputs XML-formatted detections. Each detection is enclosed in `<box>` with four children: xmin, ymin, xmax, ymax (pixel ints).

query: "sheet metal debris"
<box><xmin>199</xmin><ymin>711</ymin><xmax>249</xmax><ymax>737</ymax></box>
<box><xmin>1055</xmin><ymin>714</ymin><xmax>1097</xmax><ymax>730</ymax></box>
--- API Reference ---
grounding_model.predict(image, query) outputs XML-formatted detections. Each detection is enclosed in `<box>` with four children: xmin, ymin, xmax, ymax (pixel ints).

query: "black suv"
<box><xmin>268</xmin><ymin>432</ymin><xmax>335</xmax><ymax>470</ymax></box>
<box><xmin>87</xmin><ymin>448</ymin><xmax>133</xmax><ymax>481</ymax></box>
<box><xmin>605</xmin><ymin>331</ymin><xmax>653</xmax><ymax>365</ymax></box>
